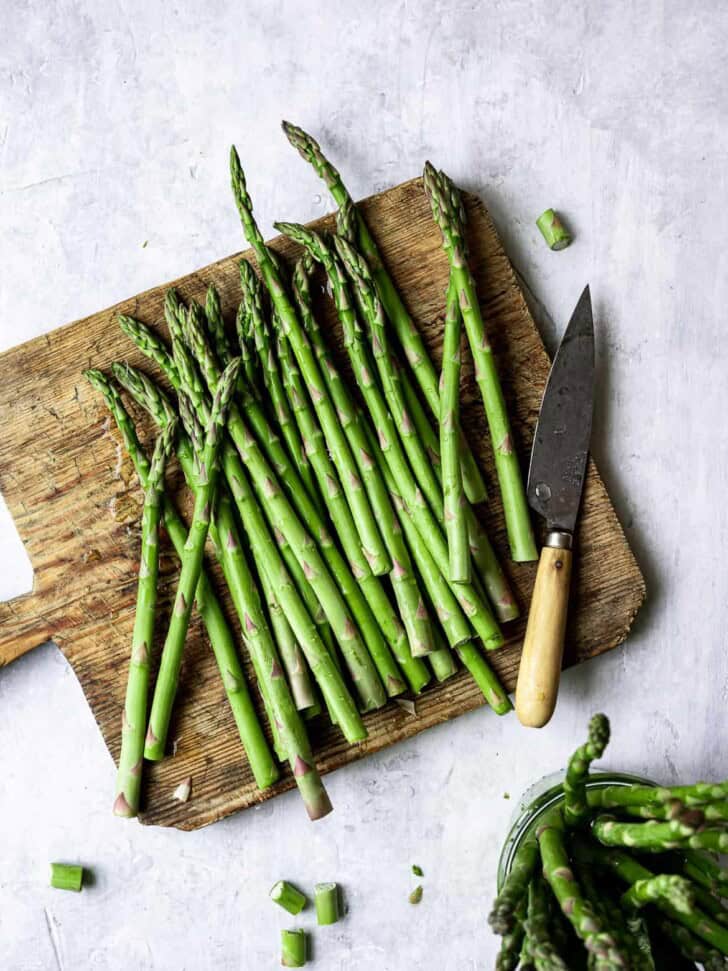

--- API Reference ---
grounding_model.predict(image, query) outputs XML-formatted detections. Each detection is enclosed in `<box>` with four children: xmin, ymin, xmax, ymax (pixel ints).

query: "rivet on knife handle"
<box><xmin>515</xmin><ymin>531</ymin><xmax>573</xmax><ymax>727</ymax></box>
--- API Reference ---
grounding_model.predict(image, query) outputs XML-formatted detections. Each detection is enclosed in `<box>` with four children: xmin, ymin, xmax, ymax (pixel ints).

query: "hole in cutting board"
<box><xmin>0</xmin><ymin>493</ymin><xmax>34</xmax><ymax>602</ymax></box>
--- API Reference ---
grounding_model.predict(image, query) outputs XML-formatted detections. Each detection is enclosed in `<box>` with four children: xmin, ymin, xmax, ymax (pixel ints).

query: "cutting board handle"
<box><xmin>515</xmin><ymin>538</ymin><xmax>573</xmax><ymax>728</ymax></box>
<box><xmin>0</xmin><ymin>587</ymin><xmax>55</xmax><ymax>667</ymax></box>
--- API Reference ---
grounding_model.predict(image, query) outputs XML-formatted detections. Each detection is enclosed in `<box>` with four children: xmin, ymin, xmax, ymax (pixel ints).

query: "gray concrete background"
<box><xmin>1</xmin><ymin>1</ymin><xmax>726</xmax><ymax>967</ymax></box>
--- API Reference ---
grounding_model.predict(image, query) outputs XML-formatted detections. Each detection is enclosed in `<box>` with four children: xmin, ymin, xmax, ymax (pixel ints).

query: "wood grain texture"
<box><xmin>0</xmin><ymin>178</ymin><xmax>645</xmax><ymax>829</ymax></box>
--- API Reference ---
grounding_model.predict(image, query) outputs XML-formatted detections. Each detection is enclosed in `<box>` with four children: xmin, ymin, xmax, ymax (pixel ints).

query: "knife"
<box><xmin>515</xmin><ymin>285</ymin><xmax>595</xmax><ymax>728</ymax></box>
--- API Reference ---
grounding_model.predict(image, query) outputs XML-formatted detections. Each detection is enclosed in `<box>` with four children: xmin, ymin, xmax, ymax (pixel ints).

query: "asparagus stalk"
<box><xmin>144</xmin><ymin>358</ymin><xmax>241</xmax><ymax>760</ymax></box>
<box><xmin>180</xmin><ymin>305</ymin><xmax>389</xmax><ymax>710</ymax></box>
<box><xmin>495</xmin><ymin>916</ymin><xmax>525</xmax><ymax>971</ymax></box>
<box><xmin>85</xmin><ymin>368</ymin><xmax>278</xmax><ymax>789</ymax></box>
<box><xmin>236</xmin><ymin>301</ymin><xmax>261</xmax><ymax>395</ymax></box>
<box><xmin>178</xmin><ymin>396</ymin><xmax>331</xmax><ymax>818</ymax></box>
<box><xmin>682</xmin><ymin>851</ymin><xmax>728</xmax><ymax>893</ymax></box>
<box><xmin>292</xmin><ymin>254</ymin><xmax>437</xmax><ymax>664</ymax></box>
<box><xmin>272</xmin><ymin>321</ymin><xmax>429</xmax><ymax>693</ymax></box>
<box><xmin>537</xmin><ymin>814</ymin><xmax>627</xmax><ymax>967</ymax></box>
<box><xmin>205</xmin><ymin>284</ymin><xmax>235</xmax><ymax>366</ymax></box>
<box><xmin>621</xmin><ymin>875</ymin><xmax>695</xmax><ymax>914</ymax></box>
<box><xmin>563</xmin><ymin>713</ymin><xmax>611</xmax><ymax>827</ymax></box>
<box><xmin>275</xmin><ymin>224</ymin><xmax>504</xmax><ymax>653</ymax></box>
<box><xmin>118</xmin><ymin>317</ymin><xmax>366</xmax><ymax>739</ymax></box>
<box><xmin>230</xmin><ymin>147</ymin><xmax>391</xmax><ymax>576</ymax></box>
<box><xmin>439</xmin><ymin>281</ymin><xmax>470</xmax><ymax>583</ymax></box>
<box><xmin>574</xmin><ymin>840</ymin><xmax>728</xmax><ymax>956</ymax></box>
<box><xmin>113</xmin><ymin>420</ymin><xmax>176</xmax><ymax>817</ymax></box>
<box><xmin>423</xmin><ymin>162</ymin><xmax>537</xmax><ymax>562</ymax></box>
<box><xmin>489</xmin><ymin>839</ymin><xmax>539</xmax><ymax>935</ymax></box>
<box><xmin>281</xmin><ymin>121</ymin><xmax>489</xmax><ymax>505</ymax></box>
<box><xmin>239</xmin><ymin>260</ymin><xmax>321</xmax><ymax>510</ymax></box>
<box><xmin>592</xmin><ymin>816</ymin><xmax>727</xmax><ymax>852</ymax></box>
<box><xmin>587</xmin><ymin>780</ymin><xmax>728</xmax><ymax>811</ymax></box>
<box><xmin>524</xmin><ymin>877</ymin><xmax>570</xmax><ymax>970</ymax></box>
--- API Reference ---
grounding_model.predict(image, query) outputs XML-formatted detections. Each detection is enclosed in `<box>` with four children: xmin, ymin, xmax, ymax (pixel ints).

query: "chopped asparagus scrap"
<box><xmin>50</xmin><ymin>863</ymin><xmax>84</xmax><ymax>893</ymax></box>
<box><xmin>270</xmin><ymin>881</ymin><xmax>307</xmax><ymax>916</ymax></box>
<box><xmin>409</xmin><ymin>885</ymin><xmax>424</xmax><ymax>905</ymax></box>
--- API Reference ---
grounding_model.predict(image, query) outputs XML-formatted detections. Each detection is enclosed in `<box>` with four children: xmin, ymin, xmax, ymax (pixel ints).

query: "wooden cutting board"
<box><xmin>0</xmin><ymin>178</ymin><xmax>645</xmax><ymax>829</ymax></box>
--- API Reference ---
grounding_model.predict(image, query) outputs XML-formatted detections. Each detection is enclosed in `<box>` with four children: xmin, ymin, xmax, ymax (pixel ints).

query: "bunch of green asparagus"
<box><xmin>85</xmin><ymin>124</ymin><xmax>535</xmax><ymax>820</ymax></box>
<box><xmin>489</xmin><ymin>714</ymin><xmax>728</xmax><ymax>969</ymax></box>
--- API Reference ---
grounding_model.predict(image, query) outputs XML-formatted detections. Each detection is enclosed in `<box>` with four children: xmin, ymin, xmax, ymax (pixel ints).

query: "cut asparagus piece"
<box><xmin>536</xmin><ymin>209</ymin><xmax>572</xmax><ymax>251</ymax></box>
<box><xmin>231</xmin><ymin>146</ymin><xmax>390</xmax><ymax>575</ymax></box>
<box><xmin>144</xmin><ymin>359</ymin><xmax>241</xmax><ymax>761</ymax></box>
<box><xmin>270</xmin><ymin>881</ymin><xmax>307</xmax><ymax>916</ymax></box>
<box><xmin>281</xmin><ymin>120</ymin><xmax>488</xmax><ymax>505</ymax></box>
<box><xmin>86</xmin><ymin>367</ymin><xmax>278</xmax><ymax>790</ymax></box>
<box><xmin>314</xmin><ymin>883</ymin><xmax>341</xmax><ymax>925</ymax></box>
<box><xmin>50</xmin><ymin>863</ymin><xmax>84</xmax><ymax>892</ymax></box>
<box><xmin>113</xmin><ymin>420</ymin><xmax>176</xmax><ymax>817</ymax></box>
<box><xmin>423</xmin><ymin>163</ymin><xmax>537</xmax><ymax>562</ymax></box>
<box><xmin>280</xmin><ymin>929</ymin><xmax>307</xmax><ymax>967</ymax></box>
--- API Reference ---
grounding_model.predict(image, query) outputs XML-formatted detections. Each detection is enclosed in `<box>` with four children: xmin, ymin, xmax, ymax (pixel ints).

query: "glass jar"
<box><xmin>497</xmin><ymin>770</ymin><xmax>656</xmax><ymax>889</ymax></box>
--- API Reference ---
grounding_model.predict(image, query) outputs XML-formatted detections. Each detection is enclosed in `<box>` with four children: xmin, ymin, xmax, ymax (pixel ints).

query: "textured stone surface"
<box><xmin>0</xmin><ymin>1</ymin><xmax>726</xmax><ymax>967</ymax></box>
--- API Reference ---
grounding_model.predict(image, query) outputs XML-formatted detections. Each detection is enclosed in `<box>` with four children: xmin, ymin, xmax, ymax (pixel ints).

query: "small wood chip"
<box><xmin>395</xmin><ymin>698</ymin><xmax>417</xmax><ymax>716</ymax></box>
<box><xmin>173</xmin><ymin>777</ymin><xmax>192</xmax><ymax>803</ymax></box>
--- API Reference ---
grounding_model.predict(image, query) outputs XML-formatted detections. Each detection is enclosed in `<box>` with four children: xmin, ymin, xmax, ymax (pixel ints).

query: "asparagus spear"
<box><xmin>537</xmin><ymin>814</ymin><xmax>627</xmax><ymax>967</ymax></box>
<box><xmin>272</xmin><ymin>321</ymin><xmax>430</xmax><ymax>694</ymax></box>
<box><xmin>85</xmin><ymin>368</ymin><xmax>277</xmax><ymax>790</ymax></box>
<box><xmin>274</xmin><ymin>224</ymin><xmax>504</xmax><ymax>653</ymax></box>
<box><xmin>423</xmin><ymin>162</ymin><xmax>537</xmax><ymax>562</ymax></box>
<box><xmin>587</xmin><ymin>780</ymin><xmax>728</xmax><ymax>810</ymax></box>
<box><xmin>682</xmin><ymin>850</ymin><xmax>728</xmax><ymax>893</ymax></box>
<box><xmin>118</xmin><ymin>316</ymin><xmax>366</xmax><ymax>737</ymax></box>
<box><xmin>144</xmin><ymin>358</ymin><xmax>241</xmax><ymax>760</ymax></box>
<box><xmin>281</xmin><ymin>121</ymin><xmax>489</xmax><ymax>505</ymax></box>
<box><xmin>113</xmin><ymin>420</ymin><xmax>176</xmax><ymax>817</ymax></box>
<box><xmin>239</xmin><ymin>261</ymin><xmax>321</xmax><ymax>510</ymax></box>
<box><xmin>230</xmin><ymin>146</ymin><xmax>390</xmax><ymax>576</ymax></box>
<box><xmin>439</xmin><ymin>281</ymin><xmax>470</xmax><ymax>583</ymax></box>
<box><xmin>621</xmin><ymin>875</ymin><xmax>695</xmax><ymax>914</ymax></box>
<box><xmin>177</xmin><ymin>396</ymin><xmax>331</xmax><ymax>818</ymax></box>
<box><xmin>495</xmin><ymin>915</ymin><xmax>525</xmax><ymax>971</ymax></box>
<box><xmin>592</xmin><ymin>816</ymin><xmax>727</xmax><ymax>852</ymax></box>
<box><xmin>489</xmin><ymin>839</ymin><xmax>539</xmax><ymax>935</ymax></box>
<box><xmin>524</xmin><ymin>876</ymin><xmax>570</xmax><ymax>970</ymax></box>
<box><xmin>292</xmin><ymin>254</ymin><xmax>436</xmax><ymax>664</ymax></box>
<box><xmin>563</xmin><ymin>713</ymin><xmax>611</xmax><ymax>827</ymax></box>
<box><xmin>205</xmin><ymin>284</ymin><xmax>235</xmax><ymax>366</ymax></box>
<box><xmin>180</xmin><ymin>305</ymin><xmax>389</xmax><ymax>709</ymax></box>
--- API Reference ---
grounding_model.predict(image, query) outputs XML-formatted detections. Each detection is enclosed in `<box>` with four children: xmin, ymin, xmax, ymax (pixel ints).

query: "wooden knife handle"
<box><xmin>515</xmin><ymin>539</ymin><xmax>573</xmax><ymax>728</ymax></box>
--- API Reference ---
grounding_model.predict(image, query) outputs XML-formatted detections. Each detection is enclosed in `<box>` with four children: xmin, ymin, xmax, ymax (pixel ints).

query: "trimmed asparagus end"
<box><xmin>50</xmin><ymin>863</ymin><xmax>84</xmax><ymax>892</ymax></box>
<box><xmin>409</xmin><ymin>885</ymin><xmax>424</xmax><ymax>905</ymax></box>
<box><xmin>314</xmin><ymin>882</ymin><xmax>341</xmax><ymax>925</ymax></box>
<box><xmin>270</xmin><ymin>880</ymin><xmax>307</xmax><ymax>916</ymax></box>
<box><xmin>412</xmin><ymin>864</ymin><xmax>424</xmax><ymax>877</ymax></box>
<box><xmin>536</xmin><ymin>209</ymin><xmax>572</xmax><ymax>251</ymax></box>
<box><xmin>280</xmin><ymin>928</ymin><xmax>307</xmax><ymax>967</ymax></box>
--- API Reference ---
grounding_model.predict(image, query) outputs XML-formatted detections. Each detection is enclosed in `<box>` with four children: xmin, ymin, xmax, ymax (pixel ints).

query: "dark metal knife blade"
<box><xmin>515</xmin><ymin>285</ymin><xmax>595</xmax><ymax>729</ymax></box>
<box><xmin>527</xmin><ymin>284</ymin><xmax>595</xmax><ymax>534</ymax></box>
